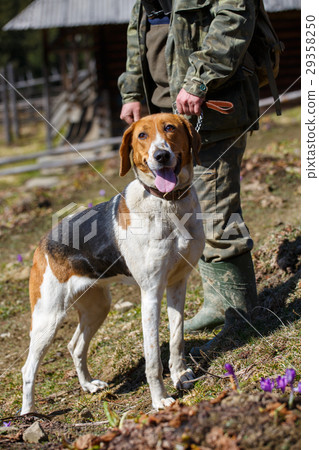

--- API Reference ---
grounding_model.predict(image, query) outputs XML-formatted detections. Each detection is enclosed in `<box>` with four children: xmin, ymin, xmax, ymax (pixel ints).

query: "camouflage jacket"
<box><xmin>118</xmin><ymin>0</ymin><xmax>260</xmax><ymax>140</ymax></box>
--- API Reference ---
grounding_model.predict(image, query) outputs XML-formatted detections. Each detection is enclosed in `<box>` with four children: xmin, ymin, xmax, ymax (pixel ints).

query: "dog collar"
<box><xmin>140</xmin><ymin>181</ymin><xmax>191</xmax><ymax>201</ymax></box>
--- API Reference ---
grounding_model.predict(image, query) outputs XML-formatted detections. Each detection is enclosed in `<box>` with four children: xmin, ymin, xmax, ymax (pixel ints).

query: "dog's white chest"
<box><xmin>116</xmin><ymin>181</ymin><xmax>204</xmax><ymax>288</ymax></box>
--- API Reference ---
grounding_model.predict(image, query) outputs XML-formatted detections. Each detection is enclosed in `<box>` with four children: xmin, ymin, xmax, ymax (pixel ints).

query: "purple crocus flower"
<box><xmin>285</xmin><ymin>369</ymin><xmax>297</xmax><ymax>408</ymax></box>
<box><xmin>88</xmin><ymin>203</ymin><xmax>93</xmax><ymax>208</ymax></box>
<box><xmin>276</xmin><ymin>376</ymin><xmax>288</xmax><ymax>393</ymax></box>
<box><xmin>224</xmin><ymin>363</ymin><xmax>239</xmax><ymax>390</ymax></box>
<box><xmin>260</xmin><ymin>377</ymin><xmax>275</xmax><ymax>392</ymax></box>
<box><xmin>99</xmin><ymin>189</ymin><xmax>106</xmax><ymax>196</ymax></box>
<box><xmin>17</xmin><ymin>254</ymin><xmax>23</xmax><ymax>263</ymax></box>
<box><xmin>3</xmin><ymin>421</ymin><xmax>11</xmax><ymax>427</ymax></box>
<box><xmin>224</xmin><ymin>364</ymin><xmax>235</xmax><ymax>376</ymax></box>
<box><xmin>294</xmin><ymin>381</ymin><xmax>301</xmax><ymax>394</ymax></box>
<box><xmin>285</xmin><ymin>369</ymin><xmax>296</xmax><ymax>385</ymax></box>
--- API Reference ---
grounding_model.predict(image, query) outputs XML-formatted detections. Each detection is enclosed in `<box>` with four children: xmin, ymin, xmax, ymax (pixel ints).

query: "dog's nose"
<box><xmin>154</xmin><ymin>150</ymin><xmax>171</xmax><ymax>164</ymax></box>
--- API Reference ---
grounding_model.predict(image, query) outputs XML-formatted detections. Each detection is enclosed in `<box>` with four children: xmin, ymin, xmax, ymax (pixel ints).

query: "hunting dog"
<box><xmin>21</xmin><ymin>113</ymin><xmax>205</xmax><ymax>413</ymax></box>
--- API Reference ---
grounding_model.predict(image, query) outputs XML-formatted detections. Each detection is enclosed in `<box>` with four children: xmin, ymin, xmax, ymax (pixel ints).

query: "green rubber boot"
<box><xmin>184</xmin><ymin>252</ymin><xmax>257</xmax><ymax>333</ymax></box>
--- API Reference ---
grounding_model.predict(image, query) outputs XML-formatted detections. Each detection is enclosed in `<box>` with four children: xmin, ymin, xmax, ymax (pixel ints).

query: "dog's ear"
<box><xmin>179</xmin><ymin>116</ymin><xmax>201</xmax><ymax>165</ymax></box>
<box><xmin>119</xmin><ymin>123</ymin><xmax>136</xmax><ymax>176</ymax></box>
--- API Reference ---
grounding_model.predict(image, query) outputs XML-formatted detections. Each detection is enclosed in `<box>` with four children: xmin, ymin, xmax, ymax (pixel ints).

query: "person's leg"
<box><xmin>185</xmin><ymin>134</ymin><xmax>257</xmax><ymax>333</ymax></box>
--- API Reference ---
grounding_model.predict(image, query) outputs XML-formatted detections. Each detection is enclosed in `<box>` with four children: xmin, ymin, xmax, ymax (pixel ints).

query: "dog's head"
<box><xmin>119</xmin><ymin>113</ymin><xmax>201</xmax><ymax>193</ymax></box>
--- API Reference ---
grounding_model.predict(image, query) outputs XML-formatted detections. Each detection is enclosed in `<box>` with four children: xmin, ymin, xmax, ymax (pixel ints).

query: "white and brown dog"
<box><xmin>21</xmin><ymin>113</ymin><xmax>205</xmax><ymax>414</ymax></box>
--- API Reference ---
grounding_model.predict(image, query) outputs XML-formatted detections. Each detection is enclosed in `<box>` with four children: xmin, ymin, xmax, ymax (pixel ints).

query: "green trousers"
<box><xmin>184</xmin><ymin>132</ymin><xmax>257</xmax><ymax>338</ymax></box>
<box><xmin>194</xmin><ymin>133</ymin><xmax>253</xmax><ymax>262</ymax></box>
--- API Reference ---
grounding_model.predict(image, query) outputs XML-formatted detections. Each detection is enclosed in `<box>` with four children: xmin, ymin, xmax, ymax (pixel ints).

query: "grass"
<box><xmin>0</xmin><ymin>107</ymin><xmax>300</xmax><ymax>445</ymax></box>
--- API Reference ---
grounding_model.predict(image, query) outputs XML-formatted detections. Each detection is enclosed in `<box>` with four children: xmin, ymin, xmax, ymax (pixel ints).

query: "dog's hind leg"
<box><xmin>68</xmin><ymin>285</ymin><xmax>111</xmax><ymax>393</ymax></box>
<box><xmin>21</xmin><ymin>264</ymin><xmax>67</xmax><ymax>415</ymax></box>
<box><xmin>167</xmin><ymin>279</ymin><xmax>195</xmax><ymax>391</ymax></box>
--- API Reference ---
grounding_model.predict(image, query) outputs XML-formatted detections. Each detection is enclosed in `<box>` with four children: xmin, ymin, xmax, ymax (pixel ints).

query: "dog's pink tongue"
<box><xmin>154</xmin><ymin>168</ymin><xmax>177</xmax><ymax>193</ymax></box>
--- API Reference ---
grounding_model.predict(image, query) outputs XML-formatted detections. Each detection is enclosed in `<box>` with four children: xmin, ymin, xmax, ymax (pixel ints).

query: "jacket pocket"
<box><xmin>174</xmin><ymin>2</ymin><xmax>212</xmax><ymax>45</ymax></box>
<box><xmin>201</xmin><ymin>81</ymin><xmax>250</xmax><ymax>132</ymax></box>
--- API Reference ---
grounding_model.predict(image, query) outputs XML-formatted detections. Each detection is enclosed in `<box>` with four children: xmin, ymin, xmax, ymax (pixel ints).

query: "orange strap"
<box><xmin>205</xmin><ymin>100</ymin><xmax>234</xmax><ymax>115</ymax></box>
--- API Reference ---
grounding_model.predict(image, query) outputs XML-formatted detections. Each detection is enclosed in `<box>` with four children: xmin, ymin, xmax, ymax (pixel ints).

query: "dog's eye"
<box><xmin>164</xmin><ymin>124</ymin><xmax>176</xmax><ymax>132</ymax></box>
<box><xmin>138</xmin><ymin>132</ymin><xmax>148</xmax><ymax>140</ymax></box>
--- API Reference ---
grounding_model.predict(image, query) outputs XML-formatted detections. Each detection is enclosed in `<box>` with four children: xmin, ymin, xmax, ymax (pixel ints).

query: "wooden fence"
<box><xmin>0</xmin><ymin>136</ymin><xmax>122</xmax><ymax>176</ymax></box>
<box><xmin>0</xmin><ymin>64</ymin><xmax>63</xmax><ymax>144</ymax></box>
<box><xmin>0</xmin><ymin>63</ymin><xmax>97</xmax><ymax>145</ymax></box>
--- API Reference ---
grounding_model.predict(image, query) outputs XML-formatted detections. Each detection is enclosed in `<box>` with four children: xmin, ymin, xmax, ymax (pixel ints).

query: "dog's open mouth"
<box><xmin>154</xmin><ymin>168</ymin><xmax>177</xmax><ymax>193</ymax></box>
<box><xmin>150</xmin><ymin>156</ymin><xmax>181</xmax><ymax>194</ymax></box>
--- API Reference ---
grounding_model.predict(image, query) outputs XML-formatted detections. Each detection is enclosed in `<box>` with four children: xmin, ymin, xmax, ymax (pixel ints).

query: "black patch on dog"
<box><xmin>46</xmin><ymin>194</ymin><xmax>131</xmax><ymax>279</ymax></box>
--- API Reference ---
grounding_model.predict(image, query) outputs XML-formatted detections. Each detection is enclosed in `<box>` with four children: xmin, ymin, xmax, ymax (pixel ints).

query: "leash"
<box><xmin>195</xmin><ymin>112</ymin><xmax>203</xmax><ymax>133</ymax></box>
<box><xmin>205</xmin><ymin>100</ymin><xmax>234</xmax><ymax>115</ymax></box>
<box><xmin>173</xmin><ymin>100</ymin><xmax>234</xmax><ymax>133</ymax></box>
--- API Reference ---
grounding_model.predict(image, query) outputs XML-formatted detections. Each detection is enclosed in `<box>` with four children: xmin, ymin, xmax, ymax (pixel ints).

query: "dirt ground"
<box><xmin>1</xmin><ymin>391</ymin><xmax>300</xmax><ymax>449</ymax></box>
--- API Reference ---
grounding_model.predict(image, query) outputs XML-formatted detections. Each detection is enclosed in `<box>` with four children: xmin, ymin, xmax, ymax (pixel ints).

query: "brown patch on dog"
<box><xmin>29</xmin><ymin>241</ymin><xmax>77</xmax><ymax>322</ymax></box>
<box><xmin>118</xmin><ymin>195</ymin><xmax>131</xmax><ymax>230</ymax></box>
<box><xmin>130</xmin><ymin>120</ymin><xmax>155</xmax><ymax>174</ymax></box>
<box><xmin>31</xmin><ymin>234</ymin><xmax>78</xmax><ymax>283</ymax></box>
<box><xmin>119</xmin><ymin>122</ymin><xmax>135</xmax><ymax>177</ymax></box>
<box><xmin>29</xmin><ymin>246</ymin><xmax>47</xmax><ymax>328</ymax></box>
<box><xmin>176</xmin><ymin>115</ymin><xmax>201</xmax><ymax>165</ymax></box>
<box><xmin>47</xmin><ymin>251</ymin><xmax>78</xmax><ymax>283</ymax></box>
<box><xmin>164</xmin><ymin>115</ymin><xmax>201</xmax><ymax>167</ymax></box>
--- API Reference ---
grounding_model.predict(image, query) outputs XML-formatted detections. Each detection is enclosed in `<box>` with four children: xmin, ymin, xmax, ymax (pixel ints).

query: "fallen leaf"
<box><xmin>206</xmin><ymin>426</ymin><xmax>239</xmax><ymax>449</ymax></box>
<box><xmin>73</xmin><ymin>433</ymin><xmax>95</xmax><ymax>450</ymax></box>
<box><xmin>210</xmin><ymin>391</ymin><xmax>228</xmax><ymax>405</ymax></box>
<box><xmin>168</xmin><ymin>412</ymin><xmax>189</xmax><ymax>428</ymax></box>
<box><xmin>100</xmin><ymin>430</ymin><xmax>121</xmax><ymax>442</ymax></box>
<box><xmin>265</xmin><ymin>402</ymin><xmax>283</xmax><ymax>413</ymax></box>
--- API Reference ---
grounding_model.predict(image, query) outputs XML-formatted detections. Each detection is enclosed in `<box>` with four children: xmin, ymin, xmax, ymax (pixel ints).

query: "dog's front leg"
<box><xmin>167</xmin><ymin>279</ymin><xmax>195</xmax><ymax>390</ymax></box>
<box><xmin>141</xmin><ymin>289</ymin><xmax>175</xmax><ymax>410</ymax></box>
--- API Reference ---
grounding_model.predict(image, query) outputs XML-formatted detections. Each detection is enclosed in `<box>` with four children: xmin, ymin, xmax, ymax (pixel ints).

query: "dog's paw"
<box><xmin>153</xmin><ymin>396</ymin><xmax>175</xmax><ymax>410</ymax></box>
<box><xmin>21</xmin><ymin>406</ymin><xmax>36</xmax><ymax>415</ymax></box>
<box><xmin>82</xmin><ymin>379</ymin><xmax>108</xmax><ymax>393</ymax></box>
<box><xmin>172</xmin><ymin>368</ymin><xmax>195</xmax><ymax>390</ymax></box>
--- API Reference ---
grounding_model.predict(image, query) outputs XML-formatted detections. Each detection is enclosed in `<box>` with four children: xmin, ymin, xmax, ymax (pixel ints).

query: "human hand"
<box><xmin>176</xmin><ymin>89</ymin><xmax>205</xmax><ymax>116</ymax></box>
<box><xmin>120</xmin><ymin>102</ymin><xmax>142</xmax><ymax>124</ymax></box>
